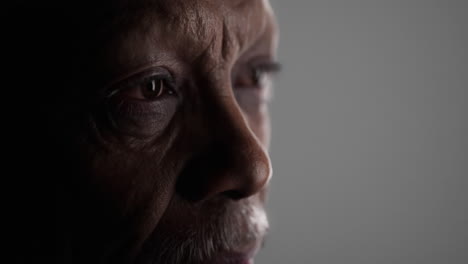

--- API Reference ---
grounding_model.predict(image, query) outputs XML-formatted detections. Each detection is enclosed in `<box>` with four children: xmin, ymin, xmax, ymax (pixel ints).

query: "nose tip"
<box><xmin>176</xmin><ymin>139</ymin><xmax>272</xmax><ymax>202</ymax></box>
<box><xmin>219</xmin><ymin>146</ymin><xmax>272</xmax><ymax>200</ymax></box>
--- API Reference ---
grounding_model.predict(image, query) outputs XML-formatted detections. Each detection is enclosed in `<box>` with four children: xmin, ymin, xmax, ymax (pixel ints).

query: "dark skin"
<box><xmin>8</xmin><ymin>0</ymin><xmax>278</xmax><ymax>263</ymax></box>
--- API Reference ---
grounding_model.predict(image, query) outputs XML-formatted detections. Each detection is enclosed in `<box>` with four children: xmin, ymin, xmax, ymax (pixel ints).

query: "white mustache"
<box><xmin>144</xmin><ymin>203</ymin><xmax>269</xmax><ymax>264</ymax></box>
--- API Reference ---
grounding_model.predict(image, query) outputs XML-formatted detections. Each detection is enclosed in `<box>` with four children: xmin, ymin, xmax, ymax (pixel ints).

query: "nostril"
<box><xmin>221</xmin><ymin>190</ymin><xmax>245</xmax><ymax>200</ymax></box>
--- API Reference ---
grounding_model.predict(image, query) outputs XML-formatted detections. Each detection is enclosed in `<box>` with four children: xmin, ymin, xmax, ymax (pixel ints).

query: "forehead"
<box><xmin>152</xmin><ymin>0</ymin><xmax>274</xmax><ymax>46</ymax></box>
<box><xmin>99</xmin><ymin>0</ymin><xmax>277</xmax><ymax>78</ymax></box>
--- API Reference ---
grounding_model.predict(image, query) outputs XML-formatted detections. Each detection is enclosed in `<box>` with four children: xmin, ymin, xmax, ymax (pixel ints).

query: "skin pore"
<box><xmin>10</xmin><ymin>0</ymin><xmax>278</xmax><ymax>263</ymax></box>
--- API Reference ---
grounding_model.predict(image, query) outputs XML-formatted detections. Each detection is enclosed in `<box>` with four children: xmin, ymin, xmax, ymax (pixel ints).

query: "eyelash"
<box><xmin>107</xmin><ymin>74</ymin><xmax>177</xmax><ymax>99</ymax></box>
<box><xmin>253</xmin><ymin>62</ymin><xmax>282</xmax><ymax>74</ymax></box>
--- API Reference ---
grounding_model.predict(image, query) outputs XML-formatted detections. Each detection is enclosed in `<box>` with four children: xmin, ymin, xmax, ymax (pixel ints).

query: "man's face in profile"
<box><xmin>52</xmin><ymin>0</ymin><xmax>279</xmax><ymax>263</ymax></box>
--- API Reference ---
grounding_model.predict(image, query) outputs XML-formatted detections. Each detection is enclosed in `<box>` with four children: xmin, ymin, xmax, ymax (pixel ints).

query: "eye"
<box><xmin>251</xmin><ymin>67</ymin><xmax>266</xmax><ymax>87</ymax></box>
<box><xmin>136</xmin><ymin>77</ymin><xmax>173</xmax><ymax>100</ymax></box>
<box><xmin>100</xmin><ymin>67</ymin><xmax>180</xmax><ymax>138</ymax></box>
<box><xmin>116</xmin><ymin>76</ymin><xmax>175</xmax><ymax>101</ymax></box>
<box><xmin>105</xmin><ymin>67</ymin><xmax>177</xmax><ymax>101</ymax></box>
<box><xmin>234</xmin><ymin>62</ymin><xmax>281</xmax><ymax>89</ymax></box>
<box><xmin>234</xmin><ymin>67</ymin><xmax>265</xmax><ymax>89</ymax></box>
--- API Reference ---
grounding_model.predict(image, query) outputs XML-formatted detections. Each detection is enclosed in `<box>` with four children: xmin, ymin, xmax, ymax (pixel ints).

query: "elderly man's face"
<box><xmin>61</xmin><ymin>0</ymin><xmax>278</xmax><ymax>263</ymax></box>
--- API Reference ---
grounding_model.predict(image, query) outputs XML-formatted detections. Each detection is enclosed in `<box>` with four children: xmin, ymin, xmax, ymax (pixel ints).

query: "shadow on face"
<box><xmin>7</xmin><ymin>0</ymin><xmax>279</xmax><ymax>263</ymax></box>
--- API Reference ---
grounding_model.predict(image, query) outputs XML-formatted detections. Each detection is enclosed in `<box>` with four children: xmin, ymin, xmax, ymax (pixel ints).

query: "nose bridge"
<box><xmin>208</xmin><ymin>93</ymin><xmax>272</xmax><ymax>198</ymax></box>
<box><xmin>214</xmin><ymin>94</ymin><xmax>259</xmax><ymax>150</ymax></box>
<box><xmin>176</xmin><ymin>84</ymin><xmax>272</xmax><ymax>201</ymax></box>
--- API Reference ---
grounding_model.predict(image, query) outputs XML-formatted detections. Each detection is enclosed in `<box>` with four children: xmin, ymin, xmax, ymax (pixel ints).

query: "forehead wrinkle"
<box><xmin>157</xmin><ymin>1</ymin><xmax>243</xmax><ymax>74</ymax></box>
<box><xmin>166</xmin><ymin>2</ymin><xmax>215</xmax><ymax>41</ymax></box>
<box><xmin>106</xmin><ymin>0</ymin><xmax>216</xmax><ymax>43</ymax></box>
<box><xmin>105</xmin><ymin>0</ymin><xmax>275</xmax><ymax>74</ymax></box>
<box><xmin>227</xmin><ymin>0</ymin><xmax>274</xmax><ymax>55</ymax></box>
<box><xmin>186</xmin><ymin>0</ymin><xmax>273</xmax><ymax>67</ymax></box>
<box><xmin>152</xmin><ymin>0</ymin><xmax>272</xmax><ymax>61</ymax></box>
<box><xmin>155</xmin><ymin>0</ymin><xmax>228</xmax><ymax>65</ymax></box>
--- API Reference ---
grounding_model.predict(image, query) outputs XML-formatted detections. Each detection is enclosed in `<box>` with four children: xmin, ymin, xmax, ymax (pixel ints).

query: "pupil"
<box><xmin>144</xmin><ymin>79</ymin><xmax>163</xmax><ymax>99</ymax></box>
<box><xmin>148</xmin><ymin>80</ymin><xmax>158</xmax><ymax>92</ymax></box>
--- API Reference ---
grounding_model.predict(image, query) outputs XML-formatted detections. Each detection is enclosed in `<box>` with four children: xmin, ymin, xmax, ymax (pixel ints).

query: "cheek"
<box><xmin>82</xmin><ymin>149</ymin><xmax>176</xmax><ymax>225</ymax></box>
<box><xmin>72</xmin><ymin>90</ymin><xmax>190</xmax><ymax>243</ymax></box>
<box><xmin>74</xmin><ymin>124</ymin><xmax>187</xmax><ymax>250</ymax></box>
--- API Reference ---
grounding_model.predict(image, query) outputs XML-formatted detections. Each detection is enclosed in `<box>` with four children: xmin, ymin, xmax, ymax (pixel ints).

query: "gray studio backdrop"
<box><xmin>257</xmin><ymin>0</ymin><xmax>467</xmax><ymax>264</ymax></box>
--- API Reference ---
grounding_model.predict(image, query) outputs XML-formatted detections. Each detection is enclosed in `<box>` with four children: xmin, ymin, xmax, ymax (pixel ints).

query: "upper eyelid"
<box><xmin>233</xmin><ymin>56</ymin><xmax>282</xmax><ymax>76</ymax></box>
<box><xmin>232</xmin><ymin>61</ymin><xmax>282</xmax><ymax>83</ymax></box>
<box><xmin>105</xmin><ymin>68</ymin><xmax>175</xmax><ymax>98</ymax></box>
<box><xmin>124</xmin><ymin>72</ymin><xmax>174</xmax><ymax>89</ymax></box>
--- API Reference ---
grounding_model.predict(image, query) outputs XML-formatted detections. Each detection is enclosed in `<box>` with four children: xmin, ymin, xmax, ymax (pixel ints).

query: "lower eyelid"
<box><xmin>103</xmin><ymin>96</ymin><xmax>179</xmax><ymax>138</ymax></box>
<box><xmin>110</xmin><ymin>96</ymin><xmax>175</xmax><ymax>118</ymax></box>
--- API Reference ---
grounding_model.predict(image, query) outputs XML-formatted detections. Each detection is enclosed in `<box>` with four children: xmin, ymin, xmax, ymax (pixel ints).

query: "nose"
<box><xmin>176</xmin><ymin>94</ymin><xmax>272</xmax><ymax>202</ymax></box>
